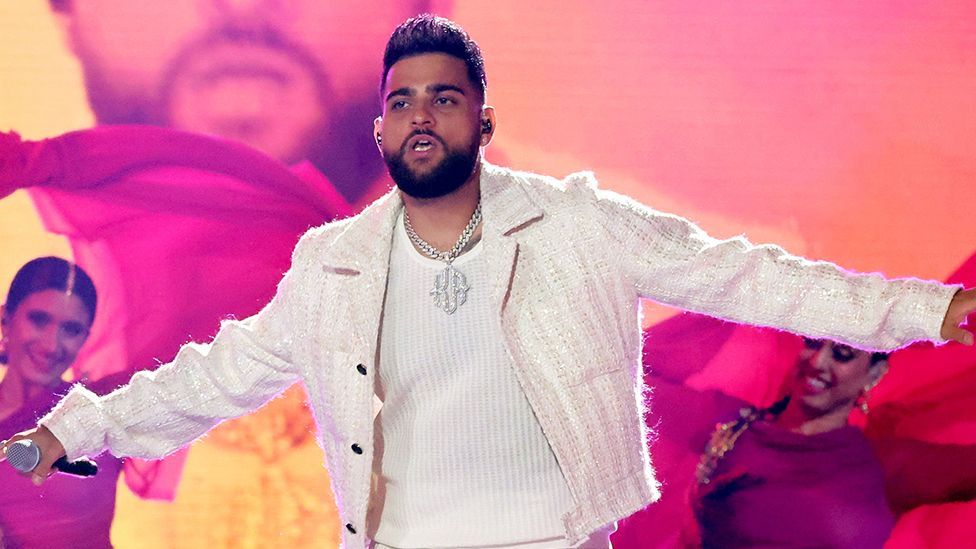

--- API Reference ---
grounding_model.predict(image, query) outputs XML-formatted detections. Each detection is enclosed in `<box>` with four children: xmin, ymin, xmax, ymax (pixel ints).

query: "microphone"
<box><xmin>6</xmin><ymin>439</ymin><xmax>98</xmax><ymax>478</ymax></box>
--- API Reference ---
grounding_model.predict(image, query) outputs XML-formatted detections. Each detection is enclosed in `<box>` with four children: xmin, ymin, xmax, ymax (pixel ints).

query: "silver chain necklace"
<box><xmin>403</xmin><ymin>200</ymin><xmax>482</xmax><ymax>314</ymax></box>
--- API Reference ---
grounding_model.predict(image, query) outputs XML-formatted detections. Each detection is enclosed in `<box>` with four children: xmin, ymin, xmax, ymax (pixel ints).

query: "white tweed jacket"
<box><xmin>41</xmin><ymin>162</ymin><xmax>956</xmax><ymax>547</ymax></box>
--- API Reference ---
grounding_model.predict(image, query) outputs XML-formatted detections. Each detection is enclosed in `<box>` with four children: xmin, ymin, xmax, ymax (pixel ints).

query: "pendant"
<box><xmin>430</xmin><ymin>263</ymin><xmax>469</xmax><ymax>314</ymax></box>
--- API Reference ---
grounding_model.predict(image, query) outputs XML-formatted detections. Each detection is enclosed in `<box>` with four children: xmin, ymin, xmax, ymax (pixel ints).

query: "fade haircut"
<box><xmin>381</xmin><ymin>14</ymin><xmax>487</xmax><ymax>102</ymax></box>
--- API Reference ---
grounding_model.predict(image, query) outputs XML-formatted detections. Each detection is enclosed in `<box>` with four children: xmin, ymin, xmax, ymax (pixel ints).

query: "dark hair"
<box><xmin>381</xmin><ymin>14</ymin><xmax>487</xmax><ymax>102</ymax></box>
<box><xmin>3</xmin><ymin>257</ymin><xmax>97</xmax><ymax>324</ymax></box>
<box><xmin>869</xmin><ymin>351</ymin><xmax>889</xmax><ymax>367</ymax></box>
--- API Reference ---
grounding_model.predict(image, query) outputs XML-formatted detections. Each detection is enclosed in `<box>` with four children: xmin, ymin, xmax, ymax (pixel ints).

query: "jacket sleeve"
<box><xmin>584</xmin><ymin>177</ymin><xmax>958</xmax><ymax>351</ymax></box>
<box><xmin>38</xmin><ymin>233</ymin><xmax>317</xmax><ymax>462</ymax></box>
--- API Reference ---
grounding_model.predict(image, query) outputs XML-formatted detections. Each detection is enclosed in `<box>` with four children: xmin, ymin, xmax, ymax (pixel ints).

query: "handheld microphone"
<box><xmin>6</xmin><ymin>439</ymin><xmax>98</xmax><ymax>478</ymax></box>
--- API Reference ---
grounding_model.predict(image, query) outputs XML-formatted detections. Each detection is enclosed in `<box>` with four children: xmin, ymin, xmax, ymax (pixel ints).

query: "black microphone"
<box><xmin>6</xmin><ymin>439</ymin><xmax>98</xmax><ymax>478</ymax></box>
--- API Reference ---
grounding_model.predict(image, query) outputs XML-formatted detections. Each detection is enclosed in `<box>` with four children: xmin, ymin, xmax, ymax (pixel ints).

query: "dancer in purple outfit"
<box><xmin>0</xmin><ymin>257</ymin><xmax>124</xmax><ymax>549</ymax></box>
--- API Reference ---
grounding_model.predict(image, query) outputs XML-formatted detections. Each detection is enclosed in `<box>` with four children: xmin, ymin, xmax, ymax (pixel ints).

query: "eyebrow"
<box><xmin>430</xmin><ymin>84</ymin><xmax>466</xmax><ymax>95</ymax></box>
<box><xmin>385</xmin><ymin>83</ymin><xmax>467</xmax><ymax>103</ymax></box>
<box><xmin>385</xmin><ymin>87</ymin><xmax>413</xmax><ymax>102</ymax></box>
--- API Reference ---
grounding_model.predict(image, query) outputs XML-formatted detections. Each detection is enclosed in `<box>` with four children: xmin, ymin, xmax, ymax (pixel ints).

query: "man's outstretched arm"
<box><xmin>583</xmin><ymin>175</ymin><xmax>966</xmax><ymax>351</ymax></box>
<box><xmin>0</xmin><ymin>232</ymin><xmax>320</xmax><ymax>483</ymax></box>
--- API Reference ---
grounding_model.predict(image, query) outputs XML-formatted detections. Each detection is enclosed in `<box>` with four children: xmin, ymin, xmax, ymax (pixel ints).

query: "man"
<box><xmin>4</xmin><ymin>15</ymin><xmax>974</xmax><ymax>548</ymax></box>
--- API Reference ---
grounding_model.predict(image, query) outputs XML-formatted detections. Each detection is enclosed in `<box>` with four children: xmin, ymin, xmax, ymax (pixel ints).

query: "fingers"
<box><xmin>0</xmin><ymin>428</ymin><xmax>66</xmax><ymax>485</ymax></box>
<box><xmin>945</xmin><ymin>325</ymin><xmax>975</xmax><ymax>346</ymax></box>
<box><xmin>942</xmin><ymin>288</ymin><xmax>976</xmax><ymax>342</ymax></box>
<box><xmin>0</xmin><ymin>433</ymin><xmax>27</xmax><ymax>463</ymax></box>
<box><xmin>31</xmin><ymin>426</ymin><xmax>66</xmax><ymax>485</ymax></box>
<box><xmin>955</xmin><ymin>288</ymin><xmax>976</xmax><ymax>318</ymax></box>
<box><xmin>31</xmin><ymin>459</ymin><xmax>55</xmax><ymax>486</ymax></box>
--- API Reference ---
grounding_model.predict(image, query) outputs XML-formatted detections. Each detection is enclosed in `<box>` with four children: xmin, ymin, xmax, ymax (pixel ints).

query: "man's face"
<box><xmin>376</xmin><ymin>52</ymin><xmax>488</xmax><ymax>199</ymax></box>
<box><xmin>791</xmin><ymin>338</ymin><xmax>882</xmax><ymax>417</ymax></box>
<box><xmin>57</xmin><ymin>0</ymin><xmax>422</xmax><ymax>165</ymax></box>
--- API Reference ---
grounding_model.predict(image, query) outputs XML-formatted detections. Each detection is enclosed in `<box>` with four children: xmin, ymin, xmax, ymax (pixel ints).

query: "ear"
<box><xmin>373</xmin><ymin>116</ymin><xmax>383</xmax><ymax>152</ymax></box>
<box><xmin>864</xmin><ymin>360</ymin><xmax>889</xmax><ymax>392</ymax></box>
<box><xmin>479</xmin><ymin>106</ymin><xmax>496</xmax><ymax>147</ymax></box>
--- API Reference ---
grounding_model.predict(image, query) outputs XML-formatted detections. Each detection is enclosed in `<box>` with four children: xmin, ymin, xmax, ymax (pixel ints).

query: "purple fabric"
<box><xmin>695</xmin><ymin>421</ymin><xmax>894</xmax><ymax>549</ymax></box>
<box><xmin>2</xmin><ymin>126</ymin><xmax>354</xmax><ymax>499</ymax></box>
<box><xmin>0</xmin><ymin>384</ymin><xmax>123</xmax><ymax>549</ymax></box>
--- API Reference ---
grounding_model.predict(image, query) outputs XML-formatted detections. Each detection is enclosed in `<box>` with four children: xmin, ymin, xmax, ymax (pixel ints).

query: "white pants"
<box><xmin>370</xmin><ymin>525</ymin><xmax>614</xmax><ymax>549</ymax></box>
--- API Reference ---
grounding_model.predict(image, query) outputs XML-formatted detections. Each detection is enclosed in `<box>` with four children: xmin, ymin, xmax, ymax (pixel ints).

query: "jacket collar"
<box><xmin>323</xmin><ymin>161</ymin><xmax>544</xmax><ymax>273</ymax></box>
<box><xmin>479</xmin><ymin>162</ymin><xmax>545</xmax><ymax>237</ymax></box>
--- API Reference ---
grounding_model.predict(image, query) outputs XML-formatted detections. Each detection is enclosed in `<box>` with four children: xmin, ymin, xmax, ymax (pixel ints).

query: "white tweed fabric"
<box><xmin>371</xmin><ymin>213</ymin><xmax>577</xmax><ymax>547</ymax></box>
<box><xmin>40</xmin><ymin>162</ymin><xmax>958</xmax><ymax>548</ymax></box>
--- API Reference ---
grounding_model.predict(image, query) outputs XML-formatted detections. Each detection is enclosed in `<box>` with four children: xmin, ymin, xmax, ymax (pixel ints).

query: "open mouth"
<box><xmin>405</xmin><ymin>133</ymin><xmax>442</xmax><ymax>154</ymax></box>
<box><xmin>798</xmin><ymin>366</ymin><xmax>832</xmax><ymax>392</ymax></box>
<box><xmin>804</xmin><ymin>376</ymin><xmax>828</xmax><ymax>391</ymax></box>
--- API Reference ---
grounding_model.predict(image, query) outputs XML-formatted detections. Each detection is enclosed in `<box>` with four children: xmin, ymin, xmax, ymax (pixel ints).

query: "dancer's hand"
<box><xmin>0</xmin><ymin>425</ymin><xmax>67</xmax><ymax>485</ymax></box>
<box><xmin>942</xmin><ymin>288</ymin><xmax>976</xmax><ymax>345</ymax></box>
<box><xmin>0</xmin><ymin>130</ymin><xmax>27</xmax><ymax>200</ymax></box>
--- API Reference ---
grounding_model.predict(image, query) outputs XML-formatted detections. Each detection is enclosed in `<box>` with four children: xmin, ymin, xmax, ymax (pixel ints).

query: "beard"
<box><xmin>384</xmin><ymin>129</ymin><xmax>480</xmax><ymax>199</ymax></box>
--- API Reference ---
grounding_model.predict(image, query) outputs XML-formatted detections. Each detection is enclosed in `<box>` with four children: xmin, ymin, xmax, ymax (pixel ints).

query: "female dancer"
<box><xmin>0</xmin><ymin>257</ymin><xmax>123</xmax><ymax>549</ymax></box>
<box><xmin>615</xmin><ymin>309</ymin><xmax>976</xmax><ymax>548</ymax></box>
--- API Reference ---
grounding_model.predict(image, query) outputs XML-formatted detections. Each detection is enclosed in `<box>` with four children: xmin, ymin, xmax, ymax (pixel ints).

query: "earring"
<box><xmin>856</xmin><ymin>391</ymin><xmax>870</xmax><ymax>415</ymax></box>
<box><xmin>375</xmin><ymin>134</ymin><xmax>382</xmax><ymax>145</ymax></box>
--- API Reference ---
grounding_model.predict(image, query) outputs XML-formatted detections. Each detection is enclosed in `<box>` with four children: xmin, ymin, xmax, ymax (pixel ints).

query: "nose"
<box><xmin>411</xmin><ymin>104</ymin><xmax>434</xmax><ymax>129</ymax></box>
<box><xmin>798</xmin><ymin>346</ymin><xmax>828</xmax><ymax>370</ymax></box>
<box><xmin>810</xmin><ymin>347</ymin><xmax>836</xmax><ymax>372</ymax></box>
<box><xmin>36</xmin><ymin>325</ymin><xmax>62</xmax><ymax>357</ymax></box>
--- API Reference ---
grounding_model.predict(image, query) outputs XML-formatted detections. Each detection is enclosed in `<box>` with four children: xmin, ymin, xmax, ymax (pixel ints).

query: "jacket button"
<box><xmin>351</xmin><ymin>443</ymin><xmax>363</xmax><ymax>454</ymax></box>
<box><xmin>345</xmin><ymin>523</ymin><xmax>357</xmax><ymax>534</ymax></box>
<box><xmin>356</xmin><ymin>364</ymin><xmax>367</xmax><ymax>375</ymax></box>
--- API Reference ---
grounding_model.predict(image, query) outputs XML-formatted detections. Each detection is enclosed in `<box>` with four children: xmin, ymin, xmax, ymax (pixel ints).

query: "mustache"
<box><xmin>400</xmin><ymin>129</ymin><xmax>446</xmax><ymax>152</ymax></box>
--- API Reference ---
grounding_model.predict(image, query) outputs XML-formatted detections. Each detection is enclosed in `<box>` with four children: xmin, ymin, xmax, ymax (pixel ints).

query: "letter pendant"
<box><xmin>430</xmin><ymin>264</ymin><xmax>469</xmax><ymax>314</ymax></box>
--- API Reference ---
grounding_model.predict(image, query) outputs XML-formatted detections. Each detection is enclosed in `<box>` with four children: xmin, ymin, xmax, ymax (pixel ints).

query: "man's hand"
<box><xmin>941</xmin><ymin>288</ymin><xmax>976</xmax><ymax>345</ymax></box>
<box><xmin>0</xmin><ymin>425</ymin><xmax>67</xmax><ymax>485</ymax></box>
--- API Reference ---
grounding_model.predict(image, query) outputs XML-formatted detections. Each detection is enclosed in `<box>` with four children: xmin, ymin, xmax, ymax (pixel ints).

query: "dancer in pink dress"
<box><xmin>0</xmin><ymin>257</ymin><xmax>122</xmax><ymax>548</ymax></box>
